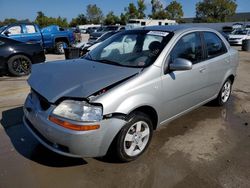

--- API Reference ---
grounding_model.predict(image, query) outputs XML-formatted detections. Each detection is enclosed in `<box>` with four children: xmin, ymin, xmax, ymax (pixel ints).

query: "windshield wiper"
<box><xmin>97</xmin><ymin>59</ymin><xmax>122</xmax><ymax>66</ymax></box>
<box><xmin>84</xmin><ymin>52</ymin><xmax>92</xmax><ymax>60</ymax></box>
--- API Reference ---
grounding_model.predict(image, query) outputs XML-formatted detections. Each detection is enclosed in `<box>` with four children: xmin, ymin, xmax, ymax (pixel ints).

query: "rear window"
<box><xmin>203</xmin><ymin>32</ymin><xmax>227</xmax><ymax>58</ymax></box>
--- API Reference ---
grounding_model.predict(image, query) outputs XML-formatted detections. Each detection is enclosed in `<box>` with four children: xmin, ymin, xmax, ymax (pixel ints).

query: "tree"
<box><xmin>104</xmin><ymin>11</ymin><xmax>120</xmax><ymax>25</ymax></box>
<box><xmin>150</xmin><ymin>0</ymin><xmax>168</xmax><ymax>19</ymax></box>
<box><xmin>137</xmin><ymin>0</ymin><xmax>146</xmax><ymax>19</ymax></box>
<box><xmin>69</xmin><ymin>14</ymin><xmax>88</xmax><ymax>27</ymax></box>
<box><xmin>195</xmin><ymin>0</ymin><xmax>237</xmax><ymax>22</ymax></box>
<box><xmin>35</xmin><ymin>11</ymin><xmax>47</xmax><ymax>27</ymax></box>
<box><xmin>165</xmin><ymin>0</ymin><xmax>183</xmax><ymax>21</ymax></box>
<box><xmin>86</xmin><ymin>4</ymin><xmax>103</xmax><ymax>24</ymax></box>
<box><xmin>119</xmin><ymin>13</ymin><xmax>128</xmax><ymax>25</ymax></box>
<box><xmin>34</xmin><ymin>11</ymin><xmax>68</xmax><ymax>27</ymax></box>
<box><xmin>125</xmin><ymin>3</ymin><xmax>138</xmax><ymax>19</ymax></box>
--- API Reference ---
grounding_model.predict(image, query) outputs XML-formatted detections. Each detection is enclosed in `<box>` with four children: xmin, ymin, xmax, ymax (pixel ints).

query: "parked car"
<box><xmin>0</xmin><ymin>23</ymin><xmax>75</xmax><ymax>54</ymax></box>
<box><xmin>89</xmin><ymin>25</ymin><xmax>125</xmax><ymax>41</ymax></box>
<box><xmin>228</xmin><ymin>29</ymin><xmax>250</xmax><ymax>45</ymax></box>
<box><xmin>86</xmin><ymin>26</ymin><xmax>102</xmax><ymax>34</ymax></box>
<box><xmin>23</xmin><ymin>26</ymin><xmax>238</xmax><ymax>162</ymax></box>
<box><xmin>80</xmin><ymin>31</ymin><xmax>118</xmax><ymax>56</ymax></box>
<box><xmin>0</xmin><ymin>36</ymin><xmax>45</xmax><ymax>76</ymax></box>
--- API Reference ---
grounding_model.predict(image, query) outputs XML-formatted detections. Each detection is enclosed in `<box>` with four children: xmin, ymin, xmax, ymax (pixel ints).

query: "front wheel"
<box><xmin>115</xmin><ymin>112</ymin><xmax>153</xmax><ymax>162</ymax></box>
<box><xmin>213</xmin><ymin>79</ymin><xmax>232</xmax><ymax>106</ymax></box>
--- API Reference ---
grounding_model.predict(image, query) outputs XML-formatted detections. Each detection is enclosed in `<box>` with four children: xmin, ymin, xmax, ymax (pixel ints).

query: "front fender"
<box><xmin>115</xmin><ymin>93</ymin><xmax>160</xmax><ymax>116</ymax></box>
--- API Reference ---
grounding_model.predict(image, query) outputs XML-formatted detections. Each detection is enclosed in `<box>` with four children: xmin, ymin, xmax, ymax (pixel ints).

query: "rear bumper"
<box><xmin>32</xmin><ymin>50</ymin><xmax>46</xmax><ymax>64</ymax></box>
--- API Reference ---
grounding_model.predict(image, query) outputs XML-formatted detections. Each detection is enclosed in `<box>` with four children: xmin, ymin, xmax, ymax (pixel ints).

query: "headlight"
<box><xmin>52</xmin><ymin>100</ymin><xmax>103</xmax><ymax>122</ymax></box>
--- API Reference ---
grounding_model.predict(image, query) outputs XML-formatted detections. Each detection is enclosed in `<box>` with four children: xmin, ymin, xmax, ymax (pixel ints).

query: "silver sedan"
<box><xmin>23</xmin><ymin>26</ymin><xmax>239</xmax><ymax>162</ymax></box>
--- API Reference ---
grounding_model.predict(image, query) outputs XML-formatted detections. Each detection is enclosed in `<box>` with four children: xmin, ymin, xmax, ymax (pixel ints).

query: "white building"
<box><xmin>127</xmin><ymin>18</ymin><xmax>177</xmax><ymax>29</ymax></box>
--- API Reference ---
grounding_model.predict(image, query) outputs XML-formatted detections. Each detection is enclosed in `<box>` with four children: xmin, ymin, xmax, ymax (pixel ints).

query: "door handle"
<box><xmin>225</xmin><ymin>59</ymin><xmax>230</xmax><ymax>63</ymax></box>
<box><xmin>199</xmin><ymin>67</ymin><xmax>206</xmax><ymax>73</ymax></box>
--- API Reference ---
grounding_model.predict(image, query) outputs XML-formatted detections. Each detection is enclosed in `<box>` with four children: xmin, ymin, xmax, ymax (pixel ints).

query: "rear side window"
<box><xmin>170</xmin><ymin>32</ymin><xmax>203</xmax><ymax>64</ymax></box>
<box><xmin>203</xmin><ymin>32</ymin><xmax>227</xmax><ymax>58</ymax></box>
<box><xmin>25</xmin><ymin>25</ymin><xmax>37</xmax><ymax>33</ymax></box>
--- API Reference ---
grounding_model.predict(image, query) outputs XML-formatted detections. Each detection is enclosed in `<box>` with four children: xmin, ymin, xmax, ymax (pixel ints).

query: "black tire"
<box><xmin>55</xmin><ymin>41</ymin><xmax>67</xmax><ymax>54</ymax></box>
<box><xmin>213</xmin><ymin>79</ymin><xmax>232</xmax><ymax>106</ymax></box>
<box><xmin>115</xmin><ymin>112</ymin><xmax>153</xmax><ymax>162</ymax></box>
<box><xmin>7</xmin><ymin>55</ymin><xmax>32</xmax><ymax>76</ymax></box>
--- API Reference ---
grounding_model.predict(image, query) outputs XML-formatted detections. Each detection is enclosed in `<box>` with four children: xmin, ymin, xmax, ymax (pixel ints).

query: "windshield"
<box><xmin>96</xmin><ymin>32</ymin><xmax>115</xmax><ymax>42</ymax></box>
<box><xmin>0</xmin><ymin>26</ymin><xmax>7</xmax><ymax>34</ymax></box>
<box><xmin>233</xmin><ymin>30</ymin><xmax>248</xmax><ymax>35</ymax></box>
<box><xmin>86</xmin><ymin>30</ymin><xmax>173</xmax><ymax>68</ymax></box>
<box><xmin>102</xmin><ymin>27</ymin><xmax>118</xmax><ymax>31</ymax></box>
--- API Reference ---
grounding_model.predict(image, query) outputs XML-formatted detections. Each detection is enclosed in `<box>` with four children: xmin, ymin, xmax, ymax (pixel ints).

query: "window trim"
<box><xmin>169</xmin><ymin>31</ymin><xmax>205</xmax><ymax>65</ymax></box>
<box><xmin>6</xmin><ymin>25</ymin><xmax>23</xmax><ymax>35</ymax></box>
<box><xmin>202</xmin><ymin>31</ymin><xmax>228</xmax><ymax>60</ymax></box>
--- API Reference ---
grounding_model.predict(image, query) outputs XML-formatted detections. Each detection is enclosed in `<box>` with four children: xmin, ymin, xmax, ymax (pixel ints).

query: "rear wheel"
<box><xmin>55</xmin><ymin>41</ymin><xmax>68</xmax><ymax>54</ymax></box>
<box><xmin>115</xmin><ymin>112</ymin><xmax>153</xmax><ymax>162</ymax></box>
<box><xmin>7</xmin><ymin>55</ymin><xmax>32</xmax><ymax>76</ymax></box>
<box><xmin>213</xmin><ymin>79</ymin><xmax>232</xmax><ymax>106</ymax></box>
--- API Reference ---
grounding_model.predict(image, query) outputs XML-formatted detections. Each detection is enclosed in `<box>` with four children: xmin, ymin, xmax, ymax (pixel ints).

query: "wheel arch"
<box><xmin>127</xmin><ymin>105</ymin><xmax>158</xmax><ymax>130</ymax></box>
<box><xmin>54</xmin><ymin>37</ymin><xmax>70</xmax><ymax>45</ymax></box>
<box><xmin>7</xmin><ymin>53</ymin><xmax>33</xmax><ymax>63</ymax></box>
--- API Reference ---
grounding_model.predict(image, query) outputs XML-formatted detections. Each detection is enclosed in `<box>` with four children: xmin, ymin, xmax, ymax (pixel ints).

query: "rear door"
<box><xmin>22</xmin><ymin>24</ymin><xmax>43</xmax><ymax>45</ymax></box>
<box><xmin>160</xmin><ymin>32</ymin><xmax>211</xmax><ymax>121</ymax></box>
<box><xmin>201</xmin><ymin>32</ymin><xmax>229</xmax><ymax>98</ymax></box>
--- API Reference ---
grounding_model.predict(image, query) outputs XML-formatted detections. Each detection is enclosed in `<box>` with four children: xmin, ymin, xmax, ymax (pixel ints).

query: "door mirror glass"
<box><xmin>169</xmin><ymin>58</ymin><xmax>192</xmax><ymax>71</ymax></box>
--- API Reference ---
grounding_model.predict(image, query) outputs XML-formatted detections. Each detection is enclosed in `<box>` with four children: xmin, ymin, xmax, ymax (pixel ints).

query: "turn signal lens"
<box><xmin>49</xmin><ymin>116</ymin><xmax>100</xmax><ymax>131</ymax></box>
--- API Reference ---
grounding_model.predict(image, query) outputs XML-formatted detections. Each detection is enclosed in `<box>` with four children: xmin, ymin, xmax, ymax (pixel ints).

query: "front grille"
<box><xmin>31</xmin><ymin>89</ymin><xmax>51</xmax><ymax>111</ymax></box>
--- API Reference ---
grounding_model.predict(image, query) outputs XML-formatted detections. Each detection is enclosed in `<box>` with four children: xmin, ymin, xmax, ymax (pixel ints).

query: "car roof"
<box><xmin>137</xmin><ymin>25</ymin><xmax>218</xmax><ymax>34</ymax></box>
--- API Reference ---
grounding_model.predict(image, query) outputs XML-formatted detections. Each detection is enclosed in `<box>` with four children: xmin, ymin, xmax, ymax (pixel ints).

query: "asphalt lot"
<box><xmin>0</xmin><ymin>49</ymin><xmax>250</xmax><ymax>188</ymax></box>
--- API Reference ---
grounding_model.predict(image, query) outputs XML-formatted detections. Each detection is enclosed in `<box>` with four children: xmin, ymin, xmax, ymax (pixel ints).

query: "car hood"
<box><xmin>28</xmin><ymin>59</ymin><xmax>142</xmax><ymax>103</ymax></box>
<box><xmin>91</xmin><ymin>32</ymin><xmax>104</xmax><ymax>37</ymax></box>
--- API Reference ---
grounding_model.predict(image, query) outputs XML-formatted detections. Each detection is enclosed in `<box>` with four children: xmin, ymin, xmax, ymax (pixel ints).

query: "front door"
<box><xmin>160</xmin><ymin>32</ymin><xmax>210</xmax><ymax>123</ymax></box>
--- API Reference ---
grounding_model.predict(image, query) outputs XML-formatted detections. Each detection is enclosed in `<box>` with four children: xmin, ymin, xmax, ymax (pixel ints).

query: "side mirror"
<box><xmin>169</xmin><ymin>58</ymin><xmax>192</xmax><ymax>71</ymax></box>
<box><xmin>4</xmin><ymin>30</ymin><xmax>10</xmax><ymax>36</ymax></box>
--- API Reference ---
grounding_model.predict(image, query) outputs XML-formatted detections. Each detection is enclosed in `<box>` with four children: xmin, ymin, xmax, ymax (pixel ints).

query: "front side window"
<box><xmin>87</xmin><ymin>31</ymin><xmax>173</xmax><ymax>68</ymax></box>
<box><xmin>7</xmin><ymin>26</ymin><xmax>22</xmax><ymax>35</ymax></box>
<box><xmin>170</xmin><ymin>32</ymin><xmax>203</xmax><ymax>64</ymax></box>
<box><xmin>203</xmin><ymin>32</ymin><xmax>227</xmax><ymax>58</ymax></box>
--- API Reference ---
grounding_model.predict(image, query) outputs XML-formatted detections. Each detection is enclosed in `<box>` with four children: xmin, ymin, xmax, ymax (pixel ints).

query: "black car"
<box><xmin>89</xmin><ymin>26</ymin><xmax>125</xmax><ymax>42</ymax></box>
<box><xmin>0</xmin><ymin>36</ymin><xmax>45</xmax><ymax>76</ymax></box>
<box><xmin>81</xmin><ymin>31</ymin><xmax>118</xmax><ymax>56</ymax></box>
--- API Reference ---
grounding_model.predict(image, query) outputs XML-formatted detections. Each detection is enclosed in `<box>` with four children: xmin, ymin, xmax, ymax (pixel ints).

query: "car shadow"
<box><xmin>0</xmin><ymin>106</ymin><xmax>87</xmax><ymax>167</ymax></box>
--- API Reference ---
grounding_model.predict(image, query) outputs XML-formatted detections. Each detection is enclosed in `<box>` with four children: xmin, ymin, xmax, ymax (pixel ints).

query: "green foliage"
<box><xmin>86</xmin><ymin>4</ymin><xmax>103</xmax><ymax>24</ymax></box>
<box><xmin>166</xmin><ymin>0</ymin><xmax>184</xmax><ymax>21</ymax></box>
<box><xmin>150</xmin><ymin>0</ymin><xmax>168</xmax><ymax>19</ymax></box>
<box><xmin>119</xmin><ymin>13</ymin><xmax>128</xmax><ymax>25</ymax></box>
<box><xmin>104</xmin><ymin>11</ymin><xmax>120</xmax><ymax>25</ymax></box>
<box><xmin>34</xmin><ymin>11</ymin><xmax>68</xmax><ymax>28</ymax></box>
<box><xmin>195</xmin><ymin>0</ymin><xmax>237</xmax><ymax>22</ymax></box>
<box><xmin>69</xmin><ymin>14</ymin><xmax>88</xmax><ymax>27</ymax></box>
<box><xmin>125</xmin><ymin>3</ymin><xmax>138</xmax><ymax>19</ymax></box>
<box><xmin>137</xmin><ymin>0</ymin><xmax>146</xmax><ymax>19</ymax></box>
